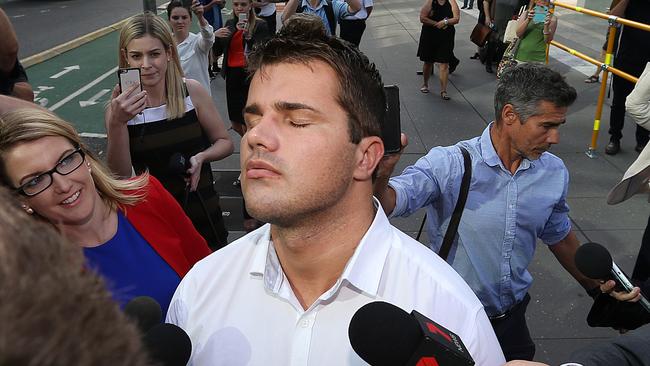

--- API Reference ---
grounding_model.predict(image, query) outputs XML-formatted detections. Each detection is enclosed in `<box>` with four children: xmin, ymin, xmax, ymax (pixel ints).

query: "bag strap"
<box><xmin>438</xmin><ymin>146</ymin><xmax>472</xmax><ymax>261</ymax></box>
<box><xmin>325</xmin><ymin>0</ymin><xmax>336</xmax><ymax>35</ymax></box>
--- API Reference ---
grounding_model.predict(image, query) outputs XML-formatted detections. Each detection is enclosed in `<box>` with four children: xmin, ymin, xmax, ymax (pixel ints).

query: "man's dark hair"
<box><xmin>494</xmin><ymin>63</ymin><xmax>577</xmax><ymax>123</ymax></box>
<box><xmin>0</xmin><ymin>186</ymin><xmax>152</xmax><ymax>366</ymax></box>
<box><xmin>247</xmin><ymin>13</ymin><xmax>386</xmax><ymax>144</ymax></box>
<box><xmin>167</xmin><ymin>0</ymin><xmax>192</xmax><ymax>19</ymax></box>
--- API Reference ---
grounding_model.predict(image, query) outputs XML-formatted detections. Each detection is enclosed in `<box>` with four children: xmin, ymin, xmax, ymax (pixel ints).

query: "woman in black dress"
<box><xmin>417</xmin><ymin>0</ymin><xmax>460</xmax><ymax>100</ymax></box>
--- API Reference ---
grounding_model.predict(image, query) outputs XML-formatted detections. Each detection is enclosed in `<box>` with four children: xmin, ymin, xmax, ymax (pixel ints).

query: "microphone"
<box><xmin>575</xmin><ymin>242</ymin><xmax>650</xmax><ymax>313</ymax></box>
<box><xmin>168</xmin><ymin>152</ymin><xmax>190</xmax><ymax>177</ymax></box>
<box><xmin>124</xmin><ymin>296</ymin><xmax>163</xmax><ymax>333</ymax></box>
<box><xmin>348</xmin><ymin>301</ymin><xmax>475</xmax><ymax>366</ymax></box>
<box><xmin>143</xmin><ymin>323</ymin><xmax>192</xmax><ymax>366</ymax></box>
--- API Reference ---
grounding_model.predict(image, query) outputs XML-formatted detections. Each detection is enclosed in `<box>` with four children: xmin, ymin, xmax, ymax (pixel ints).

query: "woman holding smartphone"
<box><xmin>0</xmin><ymin>107</ymin><xmax>211</xmax><ymax>316</ymax></box>
<box><xmin>106</xmin><ymin>12</ymin><xmax>234</xmax><ymax>250</ymax></box>
<box><xmin>513</xmin><ymin>0</ymin><xmax>557</xmax><ymax>64</ymax></box>
<box><xmin>214</xmin><ymin>0</ymin><xmax>270</xmax><ymax>137</ymax></box>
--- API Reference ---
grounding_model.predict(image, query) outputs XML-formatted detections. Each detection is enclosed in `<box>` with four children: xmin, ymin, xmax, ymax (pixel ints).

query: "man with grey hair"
<box><xmin>375</xmin><ymin>64</ymin><xmax>600</xmax><ymax>362</ymax></box>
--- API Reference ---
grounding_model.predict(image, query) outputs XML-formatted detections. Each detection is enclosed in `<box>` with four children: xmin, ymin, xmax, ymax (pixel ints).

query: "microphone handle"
<box><xmin>611</xmin><ymin>262</ymin><xmax>650</xmax><ymax>313</ymax></box>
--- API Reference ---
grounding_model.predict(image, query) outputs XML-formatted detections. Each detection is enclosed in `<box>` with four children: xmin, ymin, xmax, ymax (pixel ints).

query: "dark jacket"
<box><xmin>214</xmin><ymin>17</ymin><xmax>271</xmax><ymax>78</ymax></box>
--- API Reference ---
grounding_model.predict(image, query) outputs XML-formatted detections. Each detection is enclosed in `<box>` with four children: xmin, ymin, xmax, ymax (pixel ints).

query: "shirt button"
<box><xmin>301</xmin><ymin>319</ymin><xmax>310</xmax><ymax>327</ymax></box>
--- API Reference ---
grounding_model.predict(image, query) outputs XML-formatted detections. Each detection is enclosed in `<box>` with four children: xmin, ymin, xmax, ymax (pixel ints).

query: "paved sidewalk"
<box><xmin>209</xmin><ymin>0</ymin><xmax>647</xmax><ymax>363</ymax></box>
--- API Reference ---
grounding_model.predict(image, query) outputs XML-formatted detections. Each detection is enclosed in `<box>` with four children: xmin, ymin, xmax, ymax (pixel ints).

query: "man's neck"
<box><xmin>490</xmin><ymin>123</ymin><xmax>523</xmax><ymax>174</ymax></box>
<box><xmin>309</xmin><ymin>0</ymin><xmax>322</xmax><ymax>7</ymax></box>
<box><xmin>271</xmin><ymin>196</ymin><xmax>376</xmax><ymax>310</ymax></box>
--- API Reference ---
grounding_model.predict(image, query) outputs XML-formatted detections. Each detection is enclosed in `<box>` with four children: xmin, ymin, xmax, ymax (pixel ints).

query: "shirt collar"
<box><xmin>248</xmin><ymin>198</ymin><xmax>392</xmax><ymax>298</ymax></box>
<box><xmin>479</xmin><ymin>122</ymin><xmax>532</xmax><ymax>172</ymax></box>
<box><xmin>301</xmin><ymin>0</ymin><xmax>328</xmax><ymax>10</ymax></box>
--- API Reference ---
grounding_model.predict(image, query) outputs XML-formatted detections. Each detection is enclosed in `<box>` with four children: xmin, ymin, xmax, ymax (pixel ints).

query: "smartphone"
<box><xmin>382</xmin><ymin>85</ymin><xmax>401</xmax><ymax>155</ymax></box>
<box><xmin>239</xmin><ymin>13</ymin><xmax>248</xmax><ymax>22</ymax></box>
<box><xmin>532</xmin><ymin>5</ymin><xmax>548</xmax><ymax>24</ymax></box>
<box><xmin>117</xmin><ymin>68</ymin><xmax>142</xmax><ymax>94</ymax></box>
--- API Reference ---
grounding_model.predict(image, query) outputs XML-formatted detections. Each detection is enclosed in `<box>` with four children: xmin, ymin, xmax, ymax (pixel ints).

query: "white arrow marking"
<box><xmin>34</xmin><ymin>98</ymin><xmax>49</xmax><ymax>107</ymax></box>
<box><xmin>33</xmin><ymin>85</ymin><xmax>55</xmax><ymax>97</ymax></box>
<box><xmin>50</xmin><ymin>65</ymin><xmax>80</xmax><ymax>79</ymax></box>
<box><xmin>79</xmin><ymin>89</ymin><xmax>110</xmax><ymax>107</ymax></box>
<box><xmin>49</xmin><ymin>67</ymin><xmax>117</xmax><ymax>112</ymax></box>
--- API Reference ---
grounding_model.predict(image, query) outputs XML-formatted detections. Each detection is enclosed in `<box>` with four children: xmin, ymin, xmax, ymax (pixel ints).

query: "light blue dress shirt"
<box><xmin>299</xmin><ymin>0</ymin><xmax>350</xmax><ymax>35</ymax></box>
<box><xmin>389</xmin><ymin>123</ymin><xmax>571</xmax><ymax>316</ymax></box>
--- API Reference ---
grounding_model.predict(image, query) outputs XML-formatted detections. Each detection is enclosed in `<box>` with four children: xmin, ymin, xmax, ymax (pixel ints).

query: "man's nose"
<box><xmin>245</xmin><ymin>117</ymin><xmax>280</xmax><ymax>152</ymax></box>
<box><xmin>547</xmin><ymin>128</ymin><xmax>560</xmax><ymax>144</ymax></box>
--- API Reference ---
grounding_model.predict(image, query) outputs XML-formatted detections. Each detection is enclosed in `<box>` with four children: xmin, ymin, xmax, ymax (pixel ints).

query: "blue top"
<box><xmin>389</xmin><ymin>123</ymin><xmax>571</xmax><ymax>316</ymax></box>
<box><xmin>300</xmin><ymin>0</ymin><xmax>350</xmax><ymax>35</ymax></box>
<box><xmin>83</xmin><ymin>211</ymin><xmax>181</xmax><ymax>317</ymax></box>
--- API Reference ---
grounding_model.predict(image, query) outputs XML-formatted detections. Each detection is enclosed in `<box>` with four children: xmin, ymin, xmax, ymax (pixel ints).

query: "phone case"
<box><xmin>118</xmin><ymin>68</ymin><xmax>142</xmax><ymax>94</ymax></box>
<box><xmin>532</xmin><ymin>6</ymin><xmax>548</xmax><ymax>23</ymax></box>
<box><xmin>382</xmin><ymin>85</ymin><xmax>401</xmax><ymax>155</ymax></box>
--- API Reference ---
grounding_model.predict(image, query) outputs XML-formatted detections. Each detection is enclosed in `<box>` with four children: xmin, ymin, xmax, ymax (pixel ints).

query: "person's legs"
<box><xmin>421</xmin><ymin>62</ymin><xmax>433</xmax><ymax>92</ymax></box>
<box><xmin>438</xmin><ymin>63</ymin><xmax>450</xmax><ymax>99</ymax></box>
<box><xmin>468</xmin><ymin>0</ymin><xmax>474</xmax><ymax>9</ymax></box>
<box><xmin>606</xmin><ymin>72</ymin><xmax>635</xmax><ymax>154</ymax></box>
<box><xmin>490</xmin><ymin>293</ymin><xmax>536</xmax><ymax>361</ymax></box>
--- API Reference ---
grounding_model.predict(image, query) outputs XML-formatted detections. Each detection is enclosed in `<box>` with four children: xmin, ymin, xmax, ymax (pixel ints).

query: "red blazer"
<box><xmin>123</xmin><ymin>176</ymin><xmax>211</xmax><ymax>277</ymax></box>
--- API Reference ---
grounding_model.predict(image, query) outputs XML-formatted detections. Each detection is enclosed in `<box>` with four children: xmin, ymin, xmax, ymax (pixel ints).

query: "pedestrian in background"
<box><xmin>167</xmin><ymin>0</ymin><xmax>215</xmax><ymax>95</ymax></box>
<box><xmin>604</xmin><ymin>0</ymin><xmax>650</xmax><ymax>155</ymax></box>
<box><xmin>417</xmin><ymin>0</ymin><xmax>460</xmax><ymax>100</ymax></box>
<box><xmin>339</xmin><ymin>0</ymin><xmax>373</xmax><ymax>47</ymax></box>
<box><xmin>214</xmin><ymin>0</ymin><xmax>270</xmax><ymax>138</ymax></box>
<box><xmin>513</xmin><ymin>0</ymin><xmax>556</xmax><ymax>64</ymax></box>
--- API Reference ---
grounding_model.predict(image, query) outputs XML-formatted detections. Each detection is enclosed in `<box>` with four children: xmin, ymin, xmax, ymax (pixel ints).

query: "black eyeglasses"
<box><xmin>16</xmin><ymin>148</ymin><xmax>86</xmax><ymax>197</ymax></box>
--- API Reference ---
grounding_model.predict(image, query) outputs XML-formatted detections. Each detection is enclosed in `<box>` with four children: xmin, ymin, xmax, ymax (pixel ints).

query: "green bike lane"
<box><xmin>26</xmin><ymin>30</ymin><xmax>120</xmax><ymax>135</ymax></box>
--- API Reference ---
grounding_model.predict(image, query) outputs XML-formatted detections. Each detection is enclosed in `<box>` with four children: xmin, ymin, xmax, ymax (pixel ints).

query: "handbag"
<box><xmin>470</xmin><ymin>23</ymin><xmax>492</xmax><ymax>47</ymax></box>
<box><xmin>416</xmin><ymin>146</ymin><xmax>472</xmax><ymax>262</ymax></box>
<box><xmin>496</xmin><ymin>37</ymin><xmax>521</xmax><ymax>79</ymax></box>
<box><xmin>503</xmin><ymin>6</ymin><xmax>526</xmax><ymax>43</ymax></box>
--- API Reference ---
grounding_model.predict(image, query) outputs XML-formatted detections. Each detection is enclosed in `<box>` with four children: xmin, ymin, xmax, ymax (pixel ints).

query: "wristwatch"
<box><xmin>443</xmin><ymin>18</ymin><xmax>448</xmax><ymax>26</ymax></box>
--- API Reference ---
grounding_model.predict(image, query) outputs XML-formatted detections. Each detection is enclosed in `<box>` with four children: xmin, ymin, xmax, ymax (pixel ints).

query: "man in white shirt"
<box><xmin>166</xmin><ymin>15</ymin><xmax>506</xmax><ymax>366</ymax></box>
<box><xmin>167</xmin><ymin>0</ymin><xmax>215</xmax><ymax>94</ymax></box>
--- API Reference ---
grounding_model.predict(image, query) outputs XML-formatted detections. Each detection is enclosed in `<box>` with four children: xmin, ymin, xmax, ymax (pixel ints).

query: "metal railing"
<box><xmin>549</xmin><ymin>1</ymin><xmax>650</xmax><ymax>157</ymax></box>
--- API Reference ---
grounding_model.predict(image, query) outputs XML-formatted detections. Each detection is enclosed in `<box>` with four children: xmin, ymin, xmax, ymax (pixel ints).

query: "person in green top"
<box><xmin>514</xmin><ymin>0</ymin><xmax>557</xmax><ymax>63</ymax></box>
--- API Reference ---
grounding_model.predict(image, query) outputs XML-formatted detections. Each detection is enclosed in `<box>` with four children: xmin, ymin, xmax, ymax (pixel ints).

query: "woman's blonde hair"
<box><xmin>0</xmin><ymin>108</ymin><xmax>149</xmax><ymax>212</ymax></box>
<box><xmin>119</xmin><ymin>11</ymin><xmax>186</xmax><ymax>119</ymax></box>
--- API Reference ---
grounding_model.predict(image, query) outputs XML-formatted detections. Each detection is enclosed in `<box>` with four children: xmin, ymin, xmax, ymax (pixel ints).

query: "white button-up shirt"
<box><xmin>177</xmin><ymin>25</ymin><xmax>214</xmax><ymax>95</ymax></box>
<box><xmin>167</xmin><ymin>201</ymin><xmax>505</xmax><ymax>366</ymax></box>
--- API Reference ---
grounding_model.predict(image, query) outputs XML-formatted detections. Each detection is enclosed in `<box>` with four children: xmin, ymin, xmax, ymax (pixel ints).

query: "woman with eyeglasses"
<box><xmin>106</xmin><ymin>12</ymin><xmax>234</xmax><ymax>250</ymax></box>
<box><xmin>0</xmin><ymin>107</ymin><xmax>211</xmax><ymax>316</ymax></box>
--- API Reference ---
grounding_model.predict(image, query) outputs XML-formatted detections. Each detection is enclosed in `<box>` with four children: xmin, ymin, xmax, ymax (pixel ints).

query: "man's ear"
<box><xmin>501</xmin><ymin>104</ymin><xmax>519</xmax><ymax>126</ymax></box>
<box><xmin>353</xmin><ymin>136</ymin><xmax>384</xmax><ymax>181</ymax></box>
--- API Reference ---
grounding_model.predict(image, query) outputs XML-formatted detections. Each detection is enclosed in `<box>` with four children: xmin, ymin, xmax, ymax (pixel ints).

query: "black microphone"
<box><xmin>348</xmin><ymin>301</ymin><xmax>475</xmax><ymax>366</ymax></box>
<box><xmin>143</xmin><ymin>323</ymin><xmax>192</xmax><ymax>366</ymax></box>
<box><xmin>124</xmin><ymin>296</ymin><xmax>163</xmax><ymax>333</ymax></box>
<box><xmin>575</xmin><ymin>242</ymin><xmax>650</xmax><ymax>313</ymax></box>
<box><xmin>168</xmin><ymin>152</ymin><xmax>190</xmax><ymax>177</ymax></box>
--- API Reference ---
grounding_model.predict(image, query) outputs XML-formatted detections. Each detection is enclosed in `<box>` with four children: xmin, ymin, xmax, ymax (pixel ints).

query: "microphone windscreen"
<box><xmin>575</xmin><ymin>242</ymin><xmax>613</xmax><ymax>280</ymax></box>
<box><xmin>348</xmin><ymin>301</ymin><xmax>422</xmax><ymax>366</ymax></box>
<box><xmin>124</xmin><ymin>296</ymin><xmax>162</xmax><ymax>333</ymax></box>
<box><xmin>143</xmin><ymin>323</ymin><xmax>192</xmax><ymax>366</ymax></box>
<box><xmin>168</xmin><ymin>153</ymin><xmax>188</xmax><ymax>176</ymax></box>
